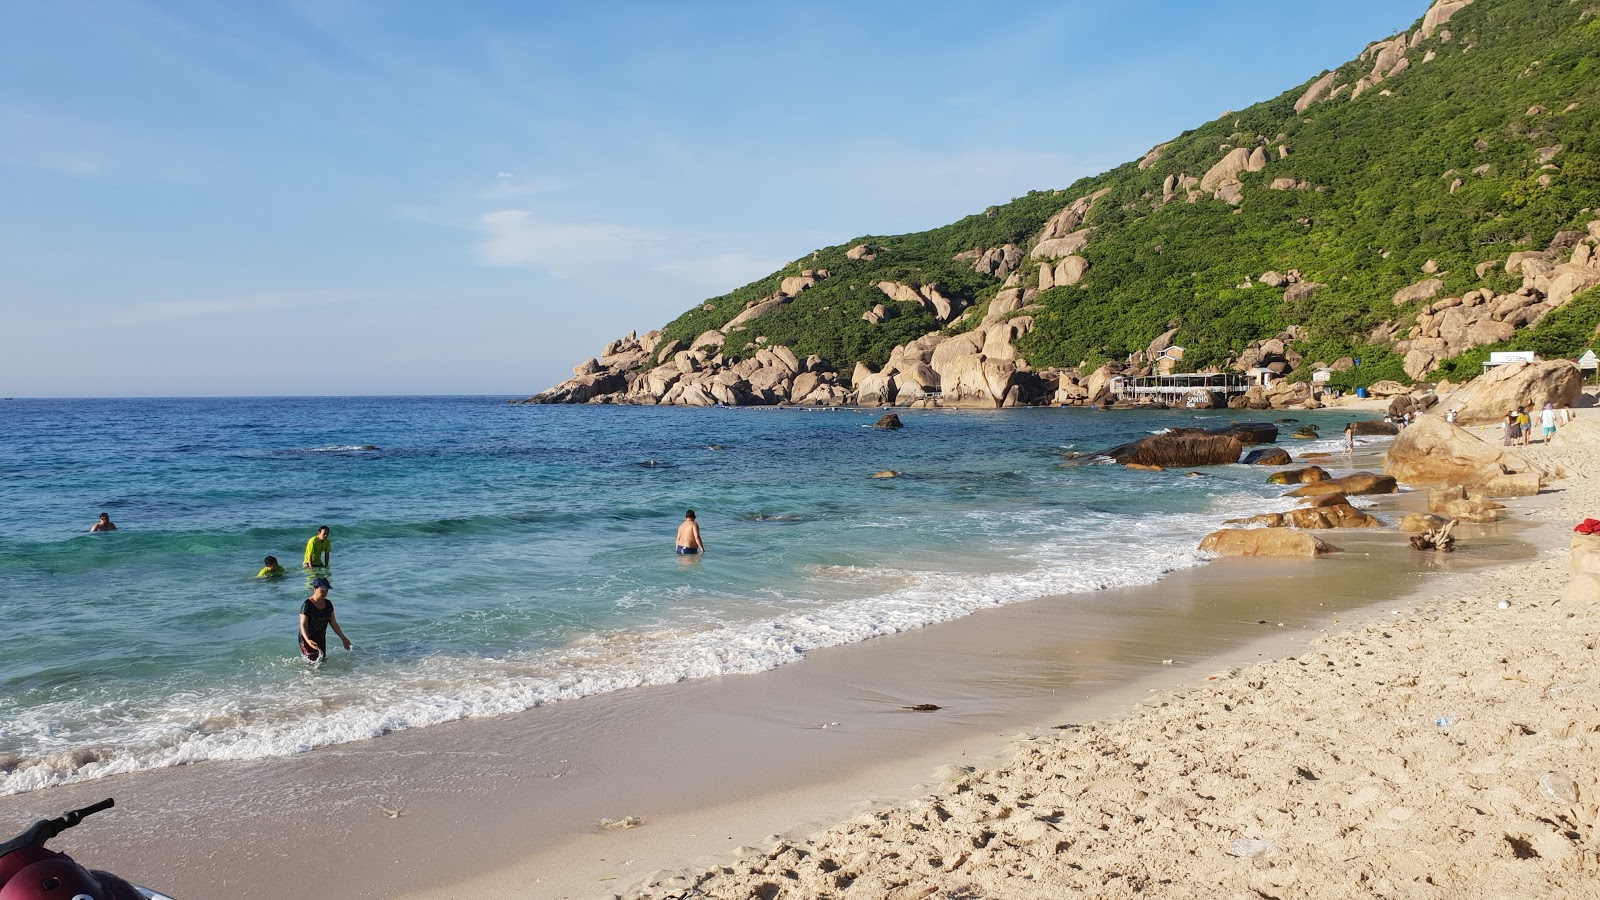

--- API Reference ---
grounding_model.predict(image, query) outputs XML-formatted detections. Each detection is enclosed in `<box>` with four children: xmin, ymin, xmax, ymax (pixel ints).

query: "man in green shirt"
<box><xmin>303</xmin><ymin>525</ymin><xmax>331</xmax><ymax>569</ymax></box>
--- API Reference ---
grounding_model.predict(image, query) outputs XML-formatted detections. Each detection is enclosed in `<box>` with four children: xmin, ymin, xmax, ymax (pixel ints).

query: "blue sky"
<box><xmin>0</xmin><ymin>0</ymin><xmax>1427</xmax><ymax>397</ymax></box>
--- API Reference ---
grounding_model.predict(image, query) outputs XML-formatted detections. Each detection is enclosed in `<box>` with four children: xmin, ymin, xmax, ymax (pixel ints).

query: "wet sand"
<box><xmin>0</xmin><ymin>463</ymin><xmax>1536</xmax><ymax>899</ymax></box>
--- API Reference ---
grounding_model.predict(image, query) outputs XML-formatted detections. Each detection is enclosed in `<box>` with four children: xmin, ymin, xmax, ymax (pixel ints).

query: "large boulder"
<box><xmin>1383</xmin><ymin>416</ymin><xmax>1539</xmax><ymax>487</ymax></box>
<box><xmin>1213</xmin><ymin>422</ymin><xmax>1279</xmax><ymax>445</ymax></box>
<box><xmin>1286</xmin><ymin>472</ymin><xmax>1398</xmax><ymax>497</ymax></box>
<box><xmin>1242</xmin><ymin>448</ymin><xmax>1293</xmax><ymax>466</ymax></box>
<box><xmin>1199</xmin><ymin>529</ymin><xmax>1342</xmax><ymax>557</ymax></box>
<box><xmin>1443</xmin><ymin>360</ymin><xmax>1583</xmax><ymax>425</ymax></box>
<box><xmin>1427</xmin><ymin>486</ymin><xmax>1503</xmax><ymax>523</ymax></box>
<box><xmin>1399</xmin><ymin>513</ymin><xmax>1451</xmax><ymax>533</ymax></box>
<box><xmin>1267</xmin><ymin>466</ymin><xmax>1332</xmax><ymax>485</ymax></box>
<box><xmin>1227</xmin><ymin>502</ymin><xmax>1382</xmax><ymax>530</ymax></box>
<box><xmin>1092</xmin><ymin>429</ymin><xmax>1243</xmax><ymax>468</ymax></box>
<box><xmin>1350</xmin><ymin>420</ymin><xmax>1400</xmax><ymax>436</ymax></box>
<box><xmin>855</xmin><ymin>371</ymin><xmax>897</xmax><ymax>406</ymax></box>
<box><xmin>1568</xmin><ymin>534</ymin><xmax>1600</xmax><ymax>605</ymax></box>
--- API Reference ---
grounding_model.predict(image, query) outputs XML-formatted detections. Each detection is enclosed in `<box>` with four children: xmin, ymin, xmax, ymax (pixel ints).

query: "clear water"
<box><xmin>0</xmin><ymin>397</ymin><xmax>1381</xmax><ymax>795</ymax></box>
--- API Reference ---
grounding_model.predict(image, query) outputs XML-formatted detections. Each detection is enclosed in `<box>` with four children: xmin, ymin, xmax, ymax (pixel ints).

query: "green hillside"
<box><xmin>651</xmin><ymin>0</ymin><xmax>1600</xmax><ymax>389</ymax></box>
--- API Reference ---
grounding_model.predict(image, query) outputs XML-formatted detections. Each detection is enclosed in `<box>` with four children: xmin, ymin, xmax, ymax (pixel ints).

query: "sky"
<box><xmin>0</xmin><ymin>0</ymin><xmax>1429</xmax><ymax>397</ymax></box>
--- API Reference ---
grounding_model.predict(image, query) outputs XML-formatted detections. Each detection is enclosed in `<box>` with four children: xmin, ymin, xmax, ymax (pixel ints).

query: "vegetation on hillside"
<box><xmin>655</xmin><ymin>0</ymin><xmax>1600</xmax><ymax>386</ymax></box>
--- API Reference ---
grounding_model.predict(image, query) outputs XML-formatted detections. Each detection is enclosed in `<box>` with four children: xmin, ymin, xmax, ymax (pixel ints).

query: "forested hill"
<box><xmin>531</xmin><ymin>0</ymin><xmax>1600</xmax><ymax>406</ymax></box>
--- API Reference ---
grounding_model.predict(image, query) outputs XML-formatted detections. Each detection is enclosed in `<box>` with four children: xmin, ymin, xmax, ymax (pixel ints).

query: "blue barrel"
<box><xmin>1354</xmin><ymin>387</ymin><xmax>1368</xmax><ymax>399</ymax></box>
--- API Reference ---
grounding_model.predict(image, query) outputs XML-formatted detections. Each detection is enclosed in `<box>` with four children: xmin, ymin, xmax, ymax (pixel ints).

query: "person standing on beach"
<box><xmin>675</xmin><ymin>510</ymin><xmax>705</xmax><ymax>555</ymax></box>
<box><xmin>1343</xmin><ymin>423</ymin><xmax>1355</xmax><ymax>454</ymax></box>
<box><xmin>1515</xmin><ymin>406</ymin><xmax>1532</xmax><ymax>446</ymax></box>
<box><xmin>298</xmin><ymin>576</ymin><xmax>351</xmax><ymax>663</ymax></box>
<box><xmin>89</xmin><ymin>513</ymin><xmax>116</xmax><ymax>532</ymax></box>
<box><xmin>1503</xmin><ymin>410</ymin><xmax>1520</xmax><ymax>446</ymax></box>
<box><xmin>303</xmin><ymin>525</ymin><xmax>330</xmax><ymax>569</ymax></box>
<box><xmin>1540</xmin><ymin>403</ymin><xmax>1557</xmax><ymax>442</ymax></box>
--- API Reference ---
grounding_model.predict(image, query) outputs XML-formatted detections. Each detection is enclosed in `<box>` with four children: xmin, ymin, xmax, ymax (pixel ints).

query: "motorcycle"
<box><xmin>0</xmin><ymin>799</ymin><xmax>176</xmax><ymax>900</ymax></box>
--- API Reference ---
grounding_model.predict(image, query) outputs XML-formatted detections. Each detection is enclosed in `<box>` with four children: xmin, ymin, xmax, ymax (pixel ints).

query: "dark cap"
<box><xmin>311</xmin><ymin>576</ymin><xmax>331</xmax><ymax>589</ymax></box>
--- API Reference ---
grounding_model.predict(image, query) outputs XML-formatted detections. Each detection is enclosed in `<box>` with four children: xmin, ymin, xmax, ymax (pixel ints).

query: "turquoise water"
<box><xmin>0</xmin><ymin>397</ymin><xmax>1379</xmax><ymax>795</ymax></box>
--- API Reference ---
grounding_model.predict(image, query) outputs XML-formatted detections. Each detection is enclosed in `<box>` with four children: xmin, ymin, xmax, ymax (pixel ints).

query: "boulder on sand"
<box><xmin>1242</xmin><ymin>448</ymin><xmax>1293</xmax><ymax>466</ymax></box>
<box><xmin>1427</xmin><ymin>485</ymin><xmax>1503</xmax><ymax>523</ymax></box>
<box><xmin>1198</xmin><ymin>529</ymin><xmax>1342</xmax><ymax>557</ymax></box>
<box><xmin>1399</xmin><ymin>513</ymin><xmax>1451</xmax><ymax>533</ymax></box>
<box><xmin>1227</xmin><ymin>502</ymin><xmax>1382</xmax><ymax>530</ymax></box>
<box><xmin>1383</xmin><ymin>416</ymin><xmax>1539</xmax><ymax>488</ymax></box>
<box><xmin>1268</xmin><ymin>466</ymin><xmax>1332</xmax><ymax>485</ymax></box>
<box><xmin>1286</xmin><ymin>472</ymin><xmax>1398</xmax><ymax>497</ymax></box>
<box><xmin>1443</xmin><ymin>360</ymin><xmax>1582</xmax><ymax>426</ymax></box>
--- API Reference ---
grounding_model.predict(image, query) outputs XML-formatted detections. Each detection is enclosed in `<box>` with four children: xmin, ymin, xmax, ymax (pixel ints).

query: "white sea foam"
<box><xmin>0</xmin><ymin>487</ymin><xmax>1288</xmax><ymax>797</ymax></box>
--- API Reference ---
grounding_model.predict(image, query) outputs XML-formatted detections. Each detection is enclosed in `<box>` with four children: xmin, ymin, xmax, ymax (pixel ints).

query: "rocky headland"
<box><xmin>524</xmin><ymin>0</ymin><xmax>1600</xmax><ymax>416</ymax></box>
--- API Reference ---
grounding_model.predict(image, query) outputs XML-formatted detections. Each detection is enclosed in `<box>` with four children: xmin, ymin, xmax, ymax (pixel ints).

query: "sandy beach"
<box><xmin>586</xmin><ymin>424</ymin><xmax>1598</xmax><ymax>899</ymax></box>
<box><xmin>0</xmin><ymin>417</ymin><xmax>1589</xmax><ymax>900</ymax></box>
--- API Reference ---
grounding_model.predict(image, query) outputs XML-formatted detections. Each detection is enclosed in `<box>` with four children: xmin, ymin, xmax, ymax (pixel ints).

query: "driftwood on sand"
<box><xmin>1409</xmin><ymin>518</ymin><xmax>1457</xmax><ymax>552</ymax></box>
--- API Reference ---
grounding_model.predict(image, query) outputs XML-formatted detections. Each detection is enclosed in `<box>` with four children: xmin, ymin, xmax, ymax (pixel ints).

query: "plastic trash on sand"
<box><xmin>1539</xmin><ymin>771</ymin><xmax>1579</xmax><ymax>804</ymax></box>
<box><xmin>1228</xmin><ymin>838</ymin><xmax>1277</xmax><ymax>858</ymax></box>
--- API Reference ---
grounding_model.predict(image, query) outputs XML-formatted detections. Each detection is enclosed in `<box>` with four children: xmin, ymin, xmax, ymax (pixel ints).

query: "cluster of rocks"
<box><xmin>1395</xmin><ymin>224</ymin><xmax>1600</xmax><ymax>378</ymax></box>
<box><xmin>1295</xmin><ymin>0</ymin><xmax>1472</xmax><ymax>114</ymax></box>
<box><xmin>526</xmin><ymin>329</ymin><xmax>852</xmax><ymax>407</ymax></box>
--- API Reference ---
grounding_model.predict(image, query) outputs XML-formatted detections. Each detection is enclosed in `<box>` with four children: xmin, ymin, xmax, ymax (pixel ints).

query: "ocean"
<box><xmin>0</xmin><ymin>397</ymin><xmax>1380</xmax><ymax>796</ymax></box>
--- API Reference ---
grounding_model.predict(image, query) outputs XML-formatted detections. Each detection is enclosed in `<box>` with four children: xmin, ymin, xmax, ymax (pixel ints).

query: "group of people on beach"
<box><xmin>1503</xmin><ymin>403</ymin><xmax>1570</xmax><ymax>446</ymax></box>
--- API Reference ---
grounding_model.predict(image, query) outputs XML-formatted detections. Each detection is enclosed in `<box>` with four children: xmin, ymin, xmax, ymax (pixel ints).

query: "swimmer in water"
<box><xmin>675</xmin><ymin>509</ymin><xmax>705</xmax><ymax>555</ymax></box>
<box><xmin>257</xmin><ymin>555</ymin><xmax>284</xmax><ymax>578</ymax></box>
<box><xmin>89</xmin><ymin>513</ymin><xmax>116</xmax><ymax>532</ymax></box>
<box><xmin>303</xmin><ymin>525</ymin><xmax>330</xmax><ymax>569</ymax></box>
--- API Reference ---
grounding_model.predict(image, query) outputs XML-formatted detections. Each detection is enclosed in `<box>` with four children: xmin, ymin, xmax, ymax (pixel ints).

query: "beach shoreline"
<box><xmin>607</xmin><ymin>431</ymin><xmax>1599</xmax><ymax>899</ymax></box>
<box><xmin>2</xmin><ymin>419</ymin><xmax>1580</xmax><ymax>900</ymax></box>
<box><xmin>0</xmin><ymin>430</ymin><xmax>1549</xmax><ymax>900</ymax></box>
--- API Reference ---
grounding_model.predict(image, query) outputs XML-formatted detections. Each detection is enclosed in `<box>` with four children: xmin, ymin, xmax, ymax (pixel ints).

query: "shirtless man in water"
<box><xmin>89</xmin><ymin>513</ymin><xmax>116</xmax><ymax>532</ymax></box>
<box><xmin>675</xmin><ymin>510</ymin><xmax>705</xmax><ymax>555</ymax></box>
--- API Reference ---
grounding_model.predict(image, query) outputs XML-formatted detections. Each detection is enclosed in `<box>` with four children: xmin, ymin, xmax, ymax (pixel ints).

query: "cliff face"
<box><xmin>528</xmin><ymin>0</ymin><xmax>1600</xmax><ymax>407</ymax></box>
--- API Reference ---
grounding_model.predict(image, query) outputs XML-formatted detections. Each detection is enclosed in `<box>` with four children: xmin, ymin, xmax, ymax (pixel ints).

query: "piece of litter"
<box><xmin>1498</xmin><ymin>601</ymin><xmax>1510</xmax><ymax>609</ymax></box>
<box><xmin>600</xmin><ymin>816</ymin><xmax>645</xmax><ymax>829</ymax></box>
<box><xmin>1228</xmin><ymin>838</ymin><xmax>1277</xmax><ymax>858</ymax></box>
<box><xmin>1161</xmin><ymin>659</ymin><xmax>1173</xmax><ymax>665</ymax></box>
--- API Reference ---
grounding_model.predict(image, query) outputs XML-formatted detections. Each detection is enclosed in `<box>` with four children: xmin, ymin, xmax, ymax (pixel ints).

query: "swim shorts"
<box><xmin>675</xmin><ymin>546</ymin><xmax>700</xmax><ymax>555</ymax></box>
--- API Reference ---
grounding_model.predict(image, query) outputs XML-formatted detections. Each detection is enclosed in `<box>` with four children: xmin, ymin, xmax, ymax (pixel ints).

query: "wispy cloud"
<box><xmin>474</xmin><ymin>209</ymin><xmax>669</xmax><ymax>276</ymax></box>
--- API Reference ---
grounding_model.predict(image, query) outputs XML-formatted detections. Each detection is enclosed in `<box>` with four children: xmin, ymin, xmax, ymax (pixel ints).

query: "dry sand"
<box><xmin>624</xmin><ymin>434</ymin><xmax>1600</xmax><ymax>899</ymax></box>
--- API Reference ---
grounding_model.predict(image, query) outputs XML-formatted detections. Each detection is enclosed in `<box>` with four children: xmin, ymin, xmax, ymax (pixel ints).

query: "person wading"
<box><xmin>298</xmin><ymin>576</ymin><xmax>352</xmax><ymax>663</ymax></box>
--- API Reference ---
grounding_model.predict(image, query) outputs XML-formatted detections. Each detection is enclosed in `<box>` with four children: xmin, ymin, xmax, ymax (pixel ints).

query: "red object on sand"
<box><xmin>1575</xmin><ymin>518</ymin><xmax>1600</xmax><ymax>534</ymax></box>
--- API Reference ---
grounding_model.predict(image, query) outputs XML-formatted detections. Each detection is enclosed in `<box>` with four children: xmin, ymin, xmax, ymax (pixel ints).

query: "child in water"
<box><xmin>257</xmin><ymin>555</ymin><xmax>284</xmax><ymax>578</ymax></box>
